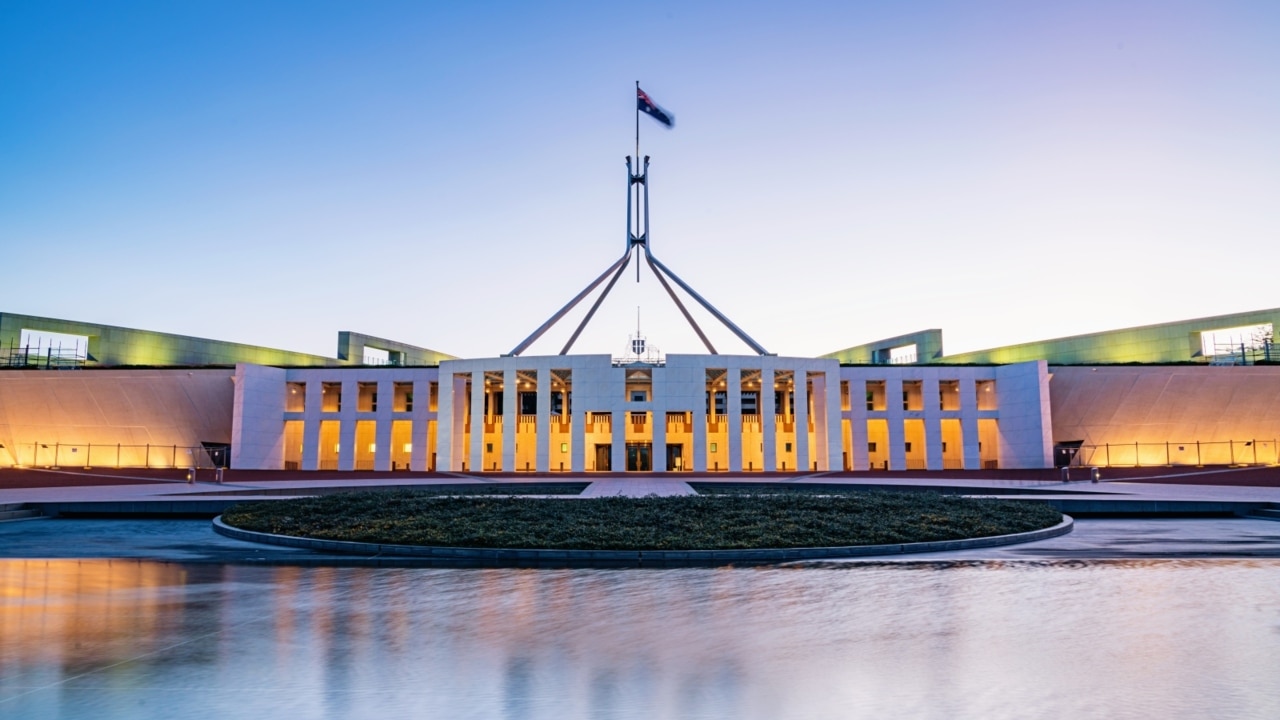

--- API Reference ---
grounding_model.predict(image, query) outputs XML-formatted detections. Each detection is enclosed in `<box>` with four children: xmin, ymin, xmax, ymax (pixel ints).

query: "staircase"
<box><xmin>0</xmin><ymin>503</ymin><xmax>44</xmax><ymax>522</ymax></box>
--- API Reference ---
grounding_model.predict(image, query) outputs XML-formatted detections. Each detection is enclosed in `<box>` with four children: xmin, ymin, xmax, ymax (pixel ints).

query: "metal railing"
<box><xmin>10</xmin><ymin>442</ymin><xmax>228</xmax><ymax>469</ymax></box>
<box><xmin>1071</xmin><ymin>440</ymin><xmax>1279</xmax><ymax>467</ymax></box>
<box><xmin>1</xmin><ymin>341</ymin><xmax>87</xmax><ymax>370</ymax></box>
<box><xmin>1209</xmin><ymin>340</ymin><xmax>1276</xmax><ymax>366</ymax></box>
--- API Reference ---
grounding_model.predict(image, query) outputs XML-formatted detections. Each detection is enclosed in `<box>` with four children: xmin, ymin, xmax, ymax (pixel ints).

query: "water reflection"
<box><xmin>2</xmin><ymin>559</ymin><xmax>1279</xmax><ymax>719</ymax></box>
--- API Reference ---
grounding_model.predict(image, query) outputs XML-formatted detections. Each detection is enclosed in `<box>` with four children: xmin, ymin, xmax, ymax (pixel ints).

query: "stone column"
<box><xmin>727</xmin><ymin>365</ymin><xmax>743</xmax><ymax>472</ymax></box>
<box><xmin>761</xmin><ymin>365</ymin><xmax>777</xmax><ymax>472</ymax></box>
<box><xmin>410</xmin><ymin>378</ymin><xmax>432</xmax><ymax>471</ymax></box>
<box><xmin>536</xmin><ymin>366</ymin><xmax>551</xmax><ymax>473</ymax></box>
<box><xmin>849</xmin><ymin>377</ymin><xmax>870</xmax><ymax>471</ymax></box>
<box><xmin>795</xmin><ymin>368</ymin><xmax>810</xmax><ymax>472</ymax></box>
<box><xmin>692</xmin><ymin>369</ymin><xmax>708</xmax><ymax>472</ymax></box>
<box><xmin>337</xmin><ymin>379</ymin><xmax>357</xmax><ymax>472</ymax></box>
<box><xmin>468</xmin><ymin>373</ymin><xmax>485</xmax><ymax>472</ymax></box>
<box><xmin>374</xmin><ymin>379</ymin><xmax>393</xmax><ymax>472</ymax></box>
<box><xmin>301</xmin><ymin>378</ymin><xmax>322</xmax><ymax>471</ymax></box>
<box><xmin>960</xmin><ymin>375</ymin><xmax>981</xmax><ymax>470</ymax></box>
<box><xmin>885</xmin><ymin>376</ymin><xmax>905</xmax><ymax>471</ymax></box>
<box><xmin>923</xmin><ymin>375</ymin><xmax>943</xmax><ymax>471</ymax></box>
<box><xmin>502</xmin><ymin>368</ymin><xmax>517</xmax><ymax>472</ymax></box>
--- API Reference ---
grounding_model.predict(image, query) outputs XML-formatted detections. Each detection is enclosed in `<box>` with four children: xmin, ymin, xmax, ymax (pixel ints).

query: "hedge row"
<box><xmin>220</xmin><ymin>489</ymin><xmax>1062</xmax><ymax>551</ymax></box>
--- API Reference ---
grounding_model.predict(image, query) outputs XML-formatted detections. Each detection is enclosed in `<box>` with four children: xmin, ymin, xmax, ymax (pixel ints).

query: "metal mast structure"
<box><xmin>507</xmin><ymin>154</ymin><xmax>770</xmax><ymax>357</ymax></box>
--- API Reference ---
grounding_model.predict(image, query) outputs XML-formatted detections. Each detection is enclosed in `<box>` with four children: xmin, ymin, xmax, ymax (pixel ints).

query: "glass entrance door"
<box><xmin>626</xmin><ymin>443</ymin><xmax>652</xmax><ymax>472</ymax></box>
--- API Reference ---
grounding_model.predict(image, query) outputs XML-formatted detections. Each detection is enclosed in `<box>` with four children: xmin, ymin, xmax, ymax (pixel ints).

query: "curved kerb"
<box><xmin>212</xmin><ymin>515</ymin><xmax>1074</xmax><ymax>568</ymax></box>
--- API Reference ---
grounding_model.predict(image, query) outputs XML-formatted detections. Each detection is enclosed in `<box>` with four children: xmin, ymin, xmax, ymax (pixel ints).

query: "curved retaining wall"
<box><xmin>212</xmin><ymin>515</ymin><xmax>1074</xmax><ymax>567</ymax></box>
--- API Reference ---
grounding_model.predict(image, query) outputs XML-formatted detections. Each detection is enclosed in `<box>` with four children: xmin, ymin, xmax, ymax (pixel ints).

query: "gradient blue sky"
<box><xmin>2</xmin><ymin>1</ymin><xmax>1277</xmax><ymax>360</ymax></box>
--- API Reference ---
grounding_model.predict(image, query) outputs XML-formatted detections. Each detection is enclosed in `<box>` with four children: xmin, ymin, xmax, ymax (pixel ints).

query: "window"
<box><xmin>520</xmin><ymin>391</ymin><xmax>537</xmax><ymax>415</ymax></box>
<box><xmin>631</xmin><ymin>390</ymin><xmax>647</xmax><ymax>402</ymax></box>
<box><xmin>889</xmin><ymin>344</ymin><xmax>917</xmax><ymax>364</ymax></box>
<box><xmin>741</xmin><ymin>391</ymin><xmax>759</xmax><ymax>415</ymax></box>
<box><xmin>784</xmin><ymin>442</ymin><xmax>792</xmax><ymax>452</ymax></box>
<box><xmin>866</xmin><ymin>391</ymin><xmax>874</xmax><ymax>411</ymax></box>
<box><xmin>1200</xmin><ymin>323</ymin><xmax>1273</xmax><ymax>357</ymax></box>
<box><xmin>867</xmin><ymin>442</ymin><xmax>877</xmax><ymax>453</ymax></box>
<box><xmin>362</xmin><ymin>347</ymin><xmax>390</xmax><ymax>365</ymax></box>
<box><xmin>904</xmin><ymin>442</ymin><xmax>912</xmax><ymax>452</ymax></box>
<box><xmin>322</xmin><ymin>383</ymin><xmax>342</xmax><ymax>412</ymax></box>
<box><xmin>707</xmin><ymin>391</ymin><xmax>727</xmax><ymax>415</ymax></box>
<box><xmin>551</xmin><ymin>391</ymin><xmax>570</xmax><ymax>415</ymax></box>
<box><xmin>286</xmin><ymin>383</ymin><xmax>306</xmax><ymax>412</ymax></box>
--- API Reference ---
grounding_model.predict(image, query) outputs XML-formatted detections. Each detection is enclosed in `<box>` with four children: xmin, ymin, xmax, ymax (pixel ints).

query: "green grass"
<box><xmin>220</xmin><ymin>489</ymin><xmax>1062</xmax><ymax>551</ymax></box>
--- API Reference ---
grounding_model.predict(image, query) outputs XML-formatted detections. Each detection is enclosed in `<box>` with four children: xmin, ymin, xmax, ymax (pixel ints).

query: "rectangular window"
<box><xmin>889</xmin><ymin>344</ymin><xmax>917</xmax><ymax>364</ymax></box>
<box><xmin>741</xmin><ymin>391</ymin><xmax>759</xmax><ymax>415</ymax></box>
<box><xmin>904</xmin><ymin>442</ymin><xmax>912</xmax><ymax>452</ymax></box>
<box><xmin>1200</xmin><ymin>323</ymin><xmax>1273</xmax><ymax>357</ymax></box>
<box><xmin>358</xmin><ymin>382</ymin><xmax>377</xmax><ymax>412</ymax></box>
<box><xmin>867</xmin><ymin>442</ymin><xmax>877</xmax><ymax>453</ymax></box>
<box><xmin>286</xmin><ymin>382</ymin><xmax>306</xmax><ymax>412</ymax></box>
<box><xmin>322</xmin><ymin>383</ymin><xmax>342</xmax><ymax>412</ymax></box>
<box><xmin>362</xmin><ymin>347</ymin><xmax>390</xmax><ymax>365</ymax></box>
<box><xmin>631</xmin><ymin>390</ymin><xmax>647</xmax><ymax>402</ymax></box>
<box><xmin>520</xmin><ymin>391</ymin><xmax>537</xmax><ymax>415</ymax></box>
<box><xmin>17</xmin><ymin>328</ymin><xmax>89</xmax><ymax>366</ymax></box>
<box><xmin>394</xmin><ymin>382</ymin><xmax>414</xmax><ymax>412</ymax></box>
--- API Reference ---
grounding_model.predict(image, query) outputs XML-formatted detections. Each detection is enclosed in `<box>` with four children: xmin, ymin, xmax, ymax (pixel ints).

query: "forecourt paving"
<box><xmin>3</xmin><ymin>468</ymin><xmax>1280</xmax><ymax>517</ymax></box>
<box><xmin>2</xmin><ymin>468</ymin><xmax>1279</xmax><ymax>563</ymax></box>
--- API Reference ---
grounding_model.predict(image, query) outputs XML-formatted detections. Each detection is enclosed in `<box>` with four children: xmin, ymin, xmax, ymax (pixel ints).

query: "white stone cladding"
<box><xmin>222</xmin><ymin>356</ymin><xmax>1052</xmax><ymax>472</ymax></box>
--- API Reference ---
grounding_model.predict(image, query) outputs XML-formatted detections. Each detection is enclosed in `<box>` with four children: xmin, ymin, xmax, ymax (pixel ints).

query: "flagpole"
<box><xmin>634</xmin><ymin>80</ymin><xmax>641</xmax><ymax>282</ymax></box>
<box><xmin>635</xmin><ymin>80</ymin><xmax>640</xmax><ymax>168</ymax></box>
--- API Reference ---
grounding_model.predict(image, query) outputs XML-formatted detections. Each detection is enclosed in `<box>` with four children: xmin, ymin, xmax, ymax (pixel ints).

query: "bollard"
<box><xmin>1060</xmin><ymin>467</ymin><xmax>1069</xmax><ymax>483</ymax></box>
<box><xmin>186</xmin><ymin>469</ymin><xmax>194</xmax><ymax>484</ymax></box>
<box><xmin>1091</xmin><ymin>467</ymin><xmax>1100</xmax><ymax>483</ymax></box>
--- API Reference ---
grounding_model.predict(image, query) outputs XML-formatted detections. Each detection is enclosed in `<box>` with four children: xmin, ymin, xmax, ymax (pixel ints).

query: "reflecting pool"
<box><xmin>2</xmin><ymin>557</ymin><xmax>1278</xmax><ymax>719</ymax></box>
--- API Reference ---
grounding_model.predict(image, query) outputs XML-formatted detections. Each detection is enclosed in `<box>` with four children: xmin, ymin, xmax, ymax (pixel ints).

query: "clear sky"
<box><xmin>2</xmin><ymin>1</ymin><xmax>1277</xmax><ymax>360</ymax></box>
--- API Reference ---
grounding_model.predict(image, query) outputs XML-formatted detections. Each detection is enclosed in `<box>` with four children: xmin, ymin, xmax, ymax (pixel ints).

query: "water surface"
<box><xmin>2</xmin><ymin>555</ymin><xmax>1278</xmax><ymax>719</ymax></box>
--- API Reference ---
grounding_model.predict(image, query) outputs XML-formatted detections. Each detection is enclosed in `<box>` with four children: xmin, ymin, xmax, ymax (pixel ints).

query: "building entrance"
<box><xmin>666</xmin><ymin>444</ymin><xmax>683</xmax><ymax>471</ymax></box>
<box><xmin>594</xmin><ymin>444</ymin><xmax>612</xmax><ymax>472</ymax></box>
<box><xmin>626</xmin><ymin>443</ymin><xmax>652</xmax><ymax>472</ymax></box>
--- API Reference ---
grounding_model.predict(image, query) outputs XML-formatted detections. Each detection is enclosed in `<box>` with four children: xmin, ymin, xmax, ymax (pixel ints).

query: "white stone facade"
<box><xmin>227</xmin><ymin>355</ymin><xmax>1052</xmax><ymax>472</ymax></box>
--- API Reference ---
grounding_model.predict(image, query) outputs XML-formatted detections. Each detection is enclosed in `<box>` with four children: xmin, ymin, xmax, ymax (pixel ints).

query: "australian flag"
<box><xmin>637</xmin><ymin>87</ymin><xmax>675</xmax><ymax>128</ymax></box>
